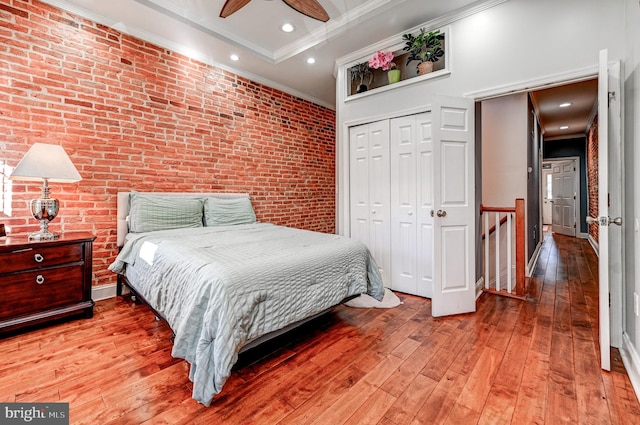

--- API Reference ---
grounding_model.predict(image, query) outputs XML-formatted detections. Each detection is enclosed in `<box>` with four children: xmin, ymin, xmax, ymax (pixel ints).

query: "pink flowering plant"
<box><xmin>368</xmin><ymin>51</ymin><xmax>396</xmax><ymax>71</ymax></box>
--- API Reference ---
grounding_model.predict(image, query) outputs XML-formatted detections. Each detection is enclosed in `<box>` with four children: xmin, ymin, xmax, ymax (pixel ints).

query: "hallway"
<box><xmin>499</xmin><ymin>231</ymin><xmax>640</xmax><ymax>423</ymax></box>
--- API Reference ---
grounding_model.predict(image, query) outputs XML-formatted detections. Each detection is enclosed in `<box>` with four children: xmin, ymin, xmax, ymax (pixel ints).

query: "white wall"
<box><xmin>622</xmin><ymin>0</ymin><xmax>640</xmax><ymax>395</ymax></box>
<box><xmin>336</xmin><ymin>0</ymin><xmax>626</xmax><ymax>235</ymax></box>
<box><xmin>481</xmin><ymin>93</ymin><xmax>528</xmax><ymax>207</ymax></box>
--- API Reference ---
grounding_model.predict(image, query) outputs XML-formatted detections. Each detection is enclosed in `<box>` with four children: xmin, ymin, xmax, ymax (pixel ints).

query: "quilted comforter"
<box><xmin>108</xmin><ymin>223</ymin><xmax>384</xmax><ymax>405</ymax></box>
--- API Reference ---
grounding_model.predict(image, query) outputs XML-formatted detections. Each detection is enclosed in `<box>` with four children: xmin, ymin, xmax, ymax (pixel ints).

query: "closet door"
<box><xmin>390</xmin><ymin>113</ymin><xmax>434</xmax><ymax>298</ymax></box>
<box><xmin>349</xmin><ymin>120</ymin><xmax>390</xmax><ymax>285</ymax></box>
<box><xmin>416</xmin><ymin>113</ymin><xmax>434</xmax><ymax>298</ymax></box>
<box><xmin>390</xmin><ymin>116</ymin><xmax>417</xmax><ymax>294</ymax></box>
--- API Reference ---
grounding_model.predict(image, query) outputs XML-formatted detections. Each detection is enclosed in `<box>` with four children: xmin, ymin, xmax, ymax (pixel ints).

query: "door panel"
<box><xmin>597</xmin><ymin>48</ymin><xmax>611</xmax><ymax>371</ymax></box>
<box><xmin>417</xmin><ymin>113</ymin><xmax>434</xmax><ymax>298</ymax></box>
<box><xmin>595</xmin><ymin>50</ymin><xmax>623</xmax><ymax>370</ymax></box>
<box><xmin>349</xmin><ymin>121</ymin><xmax>390</xmax><ymax>286</ymax></box>
<box><xmin>390</xmin><ymin>116</ymin><xmax>417</xmax><ymax>294</ymax></box>
<box><xmin>551</xmin><ymin>160</ymin><xmax>576</xmax><ymax>237</ymax></box>
<box><xmin>432</xmin><ymin>97</ymin><xmax>476</xmax><ymax>317</ymax></box>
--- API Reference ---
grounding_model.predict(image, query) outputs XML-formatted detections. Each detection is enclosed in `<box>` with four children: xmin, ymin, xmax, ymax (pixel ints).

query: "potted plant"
<box><xmin>350</xmin><ymin>62</ymin><xmax>373</xmax><ymax>93</ymax></box>
<box><xmin>402</xmin><ymin>28</ymin><xmax>445</xmax><ymax>75</ymax></box>
<box><xmin>369</xmin><ymin>51</ymin><xmax>401</xmax><ymax>85</ymax></box>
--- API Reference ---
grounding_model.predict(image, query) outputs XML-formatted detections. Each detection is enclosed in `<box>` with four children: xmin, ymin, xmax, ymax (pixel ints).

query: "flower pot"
<box><xmin>418</xmin><ymin>62</ymin><xmax>434</xmax><ymax>75</ymax></box>
<box><xmin>356</xmin><ymin>84</ymin><xmax>368</xmax><ymax>93</ymax></box>
<box><xmin>387</xmin><ymin>69</ymin><xmax>401</xmax><ymax>84</ymax></box>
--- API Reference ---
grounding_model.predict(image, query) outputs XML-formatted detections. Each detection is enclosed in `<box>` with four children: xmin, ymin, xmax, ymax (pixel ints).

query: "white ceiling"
<box><xmin>42</xmin><ymin>0</ymin><xmax>490</xmax><ymax>108</ymax></box>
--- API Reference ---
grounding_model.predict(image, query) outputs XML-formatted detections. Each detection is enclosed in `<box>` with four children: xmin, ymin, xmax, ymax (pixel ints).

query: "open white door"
<box><xmin>431</xmin><ymin>95</ymin><xmax>476</xmax><ymax>317</ymax></box>
<box><xmin>551</xmin><ymin>159</ymin><xmax>577</xmax><ymax>237</ymax></box>
<box><xmin>589</xmin><ymin>49</ymin><xmax>623</xmax><ymax>371</ymax></box>
<box><xmin>542</xmin><ymin>165</ymin><xmax>553</xmax><ymax>225</ymax></box>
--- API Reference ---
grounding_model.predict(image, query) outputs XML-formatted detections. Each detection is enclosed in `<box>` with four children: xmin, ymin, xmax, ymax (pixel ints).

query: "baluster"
<box><xmin>484</xmin><ymin>212</ymin><xmax>490</xmax><ymax>290</ymax></box>
<box><xmin>507</xmin><ymin>212</ymin><xmax>512</xmax><ymax>293</ymax></box>
<box><xmin>495</xmin><ymin>212</ymin><xmax>500</xmax><ymax>292</ymax></box>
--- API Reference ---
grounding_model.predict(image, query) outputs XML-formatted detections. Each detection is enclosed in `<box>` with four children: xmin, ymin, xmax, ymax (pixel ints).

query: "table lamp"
<box><xmin>9</xmin><ymin>143</ymin><xmax>82</xmax><ymax>241</ymax></box>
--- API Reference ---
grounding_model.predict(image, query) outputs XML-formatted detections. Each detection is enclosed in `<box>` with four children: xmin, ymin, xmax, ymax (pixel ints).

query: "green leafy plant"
<box><xmin>350</xmin><ymin>62</ymin><xmax>373</xmax><ymax>87</ymax></box>
<box><xmin>402</xmin><ymin>28</ymin><xmax>445</xmax><ymax>67</ymax></box>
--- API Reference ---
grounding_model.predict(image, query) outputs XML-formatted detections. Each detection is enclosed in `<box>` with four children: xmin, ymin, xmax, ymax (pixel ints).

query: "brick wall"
<box><xmin>0</xmin><ymin>0</ymin><xmax>336</xmax><ymax>287</ymax></box>
<box><xmin>586</xmin><ymin>115</ymin><xmax>598</xmax><ymax>243</ymax></box>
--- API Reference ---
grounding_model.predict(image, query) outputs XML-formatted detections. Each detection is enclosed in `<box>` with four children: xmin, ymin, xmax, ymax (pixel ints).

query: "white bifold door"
<box><xmin>390</xmin><ymin>113</ymin><xmax>434</xmax><ymax>298</ymax></box>
<box><xmin>349</xmin><ymin>95</ymin><xmax>475</xmax><ymax>317</ymax></box>
<box><xmin>349</xmin><ymin>120</ymin><xmax>391</xmax><ymax>286</ymax></box>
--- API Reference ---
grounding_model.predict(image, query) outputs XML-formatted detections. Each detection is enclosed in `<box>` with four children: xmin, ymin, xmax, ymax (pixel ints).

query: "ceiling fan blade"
<box><xmin>220</xmin><ymin>0</ymin><xmax>252</xmax><ymax>18</ymax></box>
<box><xmin>282</xmin><ymin>0</ymin><xmax>329</xmax><ymax>22</ymax></box>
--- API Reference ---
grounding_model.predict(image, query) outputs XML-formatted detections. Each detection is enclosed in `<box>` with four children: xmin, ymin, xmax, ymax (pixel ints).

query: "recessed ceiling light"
<box><xmin>307</xmin><ymin>57</ymin><xmax>316</xmax><ymax>64</ymax></box>
<box><xmin>559</xmin><ymin>102</ymin><xmax>572</xmax><ymax>108</ymax></box>
<box><xmin>560</xmin><ymin>125</ymin><xmax>569</xmax><ymax>130</ymax></box>
<box><xmin>281</xmin><ymin>23</ymin><xmax>295</xmax><ymax>32</ymax></box>
<box><xmin>230</xmin><ymin>54</ymin><xmax>239</xmax><ymax>61</ymax></box>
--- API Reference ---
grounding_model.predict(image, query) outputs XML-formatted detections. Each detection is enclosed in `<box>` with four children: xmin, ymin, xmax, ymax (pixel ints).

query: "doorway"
<box><xmin>472</xmin><ymin>59</ymin><xmax>622</xmax><ymax>372</ymax></box>
<box><xmin>542</xmin><ymin>158</ymin><xmax>579</xmax><ymax>237</ymax></box>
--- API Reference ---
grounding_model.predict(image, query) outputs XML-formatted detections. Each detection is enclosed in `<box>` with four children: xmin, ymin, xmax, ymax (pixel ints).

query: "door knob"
<box><xmin>436</xmin><ymin>210</ymin><xmax>447</xmax><ymax>217</ymax></box>
<box><xmin>586</xmin><ymin>216</ymin><xmax>623</xmax><ymax>226</ymax></box>
<box><xmin>586</xmin><ymin>216</ymin><xmax>598</xmax><ymax>225</ymax></box>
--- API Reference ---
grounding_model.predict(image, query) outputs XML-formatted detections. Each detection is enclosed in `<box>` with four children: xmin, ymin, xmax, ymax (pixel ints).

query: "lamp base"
<box><xmin>28</xmin><ymin>231</ymin><xmax>59</xmax><ymax>241</ymax></box>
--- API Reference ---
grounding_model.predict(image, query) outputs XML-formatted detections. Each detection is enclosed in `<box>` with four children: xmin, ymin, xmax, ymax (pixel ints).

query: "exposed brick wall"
<box><xmin>586</xmin><ymin>115</ymin><xmax>598</xmax><ymax>243</ymax></box>
<box><xmin>0</xmin><ymin>0</ymin><xmax>336</xmax><ymax>287</ymax></box>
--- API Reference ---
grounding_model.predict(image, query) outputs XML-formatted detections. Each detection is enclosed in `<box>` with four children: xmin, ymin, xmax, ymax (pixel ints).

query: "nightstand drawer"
<box><xmin>0</xmin><ymin>243</ymin><xmax>83</xmax><ymax>274</ymax></box>
<box><xmin>0</xmin><ymin>265</ymin><xmax>84</xmax><ymax>320</ymax></box>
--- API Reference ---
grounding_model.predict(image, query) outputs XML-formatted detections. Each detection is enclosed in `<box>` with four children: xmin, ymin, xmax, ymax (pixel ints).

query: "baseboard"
<box><xmin>92</xmin><ymin>283</ymin><xmax>118</xmax><ymax>301</ymax></box>
<box><xmin>526</xmin><ymin>239</ymin><xmax>543</xmax><ymax>277</ymax></box>
<box><xmin>476</xmin><ymin>277</ymin><xmax>484</xmax><ymax>299</ymax></box>
<box><xmin>578</xmin><ymin>232</ymin><xmax>589</xmax><ymax>239</ymax></box>
<box><xmin>621</xmin><ymin>332</ymin><xmax>640</xmax><ymax>403</ymax></box>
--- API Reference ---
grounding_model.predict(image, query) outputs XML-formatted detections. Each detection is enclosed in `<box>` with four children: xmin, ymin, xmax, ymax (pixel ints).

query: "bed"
<box><xmin>108</xmin><ymin>191</ymin><xmax>384</xmax><ymax>406</ymax></box>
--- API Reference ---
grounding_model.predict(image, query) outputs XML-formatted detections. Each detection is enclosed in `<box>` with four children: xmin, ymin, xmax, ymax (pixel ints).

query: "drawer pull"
<box><xmin>34</xmin><ymin>253</ymin><xmax>44</xmax><ymax>263</ymax></box>
<box><xmin>36</xmin><ymin>275</ymin><xmax>45</xmax><ymax>285</ymax></box>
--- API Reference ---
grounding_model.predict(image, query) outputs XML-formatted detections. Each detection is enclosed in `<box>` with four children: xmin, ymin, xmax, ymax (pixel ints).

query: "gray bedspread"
<box><xmin>108</xmin><ymin>223</ymin><xmax>384</xmax><ymax>405</ymax></box>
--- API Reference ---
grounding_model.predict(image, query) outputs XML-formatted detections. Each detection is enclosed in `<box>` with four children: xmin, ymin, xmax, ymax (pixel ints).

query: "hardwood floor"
<box><xmin>1</xmin><ymin>232</ymin><xmax>640</xmax><ymax>424</ymax></box>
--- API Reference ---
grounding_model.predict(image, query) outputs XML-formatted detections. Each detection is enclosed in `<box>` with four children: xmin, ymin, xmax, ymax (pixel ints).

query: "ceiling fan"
<box><xmin>220</xmin><ymin>0</ymin><xmax>329</xmax><ymax>22</ymax></box>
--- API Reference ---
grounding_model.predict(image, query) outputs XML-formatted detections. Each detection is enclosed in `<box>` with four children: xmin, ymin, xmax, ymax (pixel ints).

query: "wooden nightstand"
<box><xmin>0</xmin><ymin>232</ymin><xmax>96</xmax><ymax>335</ymax></box>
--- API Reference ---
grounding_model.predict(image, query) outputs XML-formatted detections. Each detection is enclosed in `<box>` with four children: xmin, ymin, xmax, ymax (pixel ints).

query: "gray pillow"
<box><xmin>204</xmin><ymin>197</ymin><xmax>256</xmax><ymax>226</ymax></box>
<box><xmin>128</xmin><ymin>192</ymin><xmax>204</xmax><ymax>233</ymax></box>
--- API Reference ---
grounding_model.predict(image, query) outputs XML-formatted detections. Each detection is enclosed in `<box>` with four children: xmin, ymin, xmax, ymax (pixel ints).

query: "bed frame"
<box><xmin>114</xmin><ymin>191</ymin><xmax>355</xmax><ymax>353</ymax></box>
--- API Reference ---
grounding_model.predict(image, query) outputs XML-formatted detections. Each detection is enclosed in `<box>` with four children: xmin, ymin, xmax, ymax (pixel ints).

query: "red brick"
<box><xmin>1</xmin><ymin>0</ymin><xmax>336</xmax><ymax>287</ymax></box>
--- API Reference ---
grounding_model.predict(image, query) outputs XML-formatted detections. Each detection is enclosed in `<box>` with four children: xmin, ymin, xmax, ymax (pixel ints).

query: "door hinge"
<box><xmin>609</xmin><ymin>91</ymin><xmax>616</xmax><ymax>106</ymax></box>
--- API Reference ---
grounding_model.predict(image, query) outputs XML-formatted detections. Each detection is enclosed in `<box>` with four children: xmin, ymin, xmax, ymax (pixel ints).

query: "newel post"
<box><xmin>515</xmin><ymin>198</ymin><xmax>525</xmax><ymax>296</ymax></box>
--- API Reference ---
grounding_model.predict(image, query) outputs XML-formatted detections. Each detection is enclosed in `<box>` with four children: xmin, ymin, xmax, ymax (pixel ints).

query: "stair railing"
<box><xmin>480</xmin><ymin>198</ymin><xmax>526</xmax><ymax>297</ymax></box>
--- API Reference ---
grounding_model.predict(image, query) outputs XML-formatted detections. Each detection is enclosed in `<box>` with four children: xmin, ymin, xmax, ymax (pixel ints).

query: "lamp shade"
<box><xmin>9</xmin><ymin>143</ymin><xmax>82</xmax><ymax>183</ymax></box>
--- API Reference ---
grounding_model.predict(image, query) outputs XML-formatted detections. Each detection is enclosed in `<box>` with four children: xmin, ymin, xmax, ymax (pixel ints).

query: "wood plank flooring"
<box><xmin>1</xmin><ymin>232</ymin><xmax>640</xmax><ymax>424</ymax></box>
